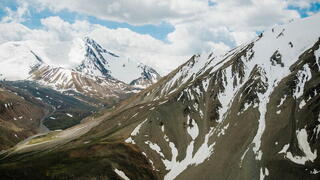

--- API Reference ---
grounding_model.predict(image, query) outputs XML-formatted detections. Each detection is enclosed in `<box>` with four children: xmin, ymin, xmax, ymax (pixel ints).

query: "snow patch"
<box><xmin>163</xmin><ymin>129</ymin><xmax>215</xmax><ymax>180</ymax></box>
<box><xmin>293</xmin><ymin>64</ymin><xmax>312</xmax><ymax>99</ymax></box>
<box><xmin>278</xmin><ymin>95</ymin><xmax>287</xmax><ymax>107</ymax></box>
<box><xmin>145</xmin><ymin>141</ymin><xmax>165</xmax><ymax>158</ymax></box>
<box><xmin>238</xmin><ymin>102</ymin><xmax>251</xmax><ymax>115</ymax></box>
<box><xmin>278</xmin><ymin>144</ymin><xmax>290</xmax><ymax>154</ymax></box>
<box><xmin>187</xmin><ymin>116</ymin><xmax>199</xmax><ymax>140</ymax></box>
<box><xmin>217</xmin><ymin>123</ymin><xmax>230</xmax><ymax>137</ymax></box>
<box><xmin>260</xmin><ymin>167</ymin><xmax>269</xmax><ymax>180</ymax></box>
<box><xmin>66</xmin><ymin>113</ymin><xmax>73</xmax><ymax>118</ymax></box>
<box><xmin>114</xmin><ymin>168</ymin><xmax>130</xmax><ymax>180</ymax></box>
<box><xmin>279</xmin><ymin>129</ymin><xmax>317</xmax><ymax>165</ymax></box>
<box><xmin>310</xmin><ymin>169</ymin><xmax>320</xmax><ymax>175</ymax></box>
<box><xmin>299</xmin><ymin>99</ymin><xmax>306</xmax><ymax>109</ymax></box>
<box><xmin>125</xmin><ymin>119</ymin><xmax>147</xmax><ymax>144</ymax></box>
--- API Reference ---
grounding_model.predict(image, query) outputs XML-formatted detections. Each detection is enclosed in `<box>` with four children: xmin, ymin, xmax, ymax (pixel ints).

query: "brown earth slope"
<box><xmin>0</xmin><ymin>84</ymin><xmax>46</xmax><ymax>150</ymax></box>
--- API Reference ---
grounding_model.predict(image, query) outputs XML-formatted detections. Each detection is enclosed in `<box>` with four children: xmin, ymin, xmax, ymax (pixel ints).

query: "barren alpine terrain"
<box><xmin>0</xmin><ymin>13</ymin><xmax>319</xmax><ymax>180</ymax></box>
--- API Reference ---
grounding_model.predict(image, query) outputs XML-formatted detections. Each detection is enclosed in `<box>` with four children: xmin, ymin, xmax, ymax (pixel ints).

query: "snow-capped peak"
<box><xmin>73</xmin><ymin>37</ymin><xmax>117</xmax><ymax>78</ymax></box>
<box><xmin>0</xmin><ymin>36</ymin><xmax>161</xmax><ymax>89</ymax></box>
<box><xmin>84</xmin><ymin>37</ymin><xmax>119</xmax><ymax>58</ymax></box>
<box><xmin>73</xmin><ymin>37</ymin><xmax>161</xmax><ymax>86</ymax></box>
<box><xmin>130</xmin><ymin>64</ymin><xmax>162</xmax><ymax>88</ymax></box>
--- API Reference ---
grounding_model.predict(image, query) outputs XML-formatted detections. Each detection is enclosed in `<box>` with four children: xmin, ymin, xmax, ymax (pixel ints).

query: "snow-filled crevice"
<box><xmin>293</xmin><ymin>64</ymin><xmax>312</xmax><ymax>99</ymax></box>
<box><xmin>278</xmin><ymin>128</ymin><xmax>317</xmax><ymax>165</ymax></box>
<box><xmin>187</xmin><ymin>115</ymin><xmax>199</xmax><ymax>140</ymax></box>
<box><xmin>162</xmin><ymin>128</ymin><xmax>215</xmax><ymax>180</ymax></box>
<box><xmin>114</xmin><ymin>168</ymin><xmax>130</xmax><ymax>180</ymax></box>
<box><xmin>125</xmin><ymin>119</ymin><xmax>147</xmax><ymax>144</ymax></box>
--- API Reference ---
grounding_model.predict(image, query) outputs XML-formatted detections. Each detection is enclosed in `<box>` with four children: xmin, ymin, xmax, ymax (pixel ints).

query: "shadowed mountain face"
<box><xmin>0</xmin><ymin>15</ymin><xmax>320</xmax><ymax>180</ymax></box>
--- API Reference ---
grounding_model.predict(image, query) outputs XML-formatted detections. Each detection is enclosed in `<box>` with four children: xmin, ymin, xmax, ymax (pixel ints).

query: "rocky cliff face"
<box><xmin>0</xmin><ymin>14</ymin><xmax>319</xmax><ymax>180</ymax></box>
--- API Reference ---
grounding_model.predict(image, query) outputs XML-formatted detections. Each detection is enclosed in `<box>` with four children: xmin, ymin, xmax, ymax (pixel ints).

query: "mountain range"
<box><xmin>0</xmin><ymin>37</ymin><xmax>161</xmax><ymax>150</ymax></box>
<box><xmin>0</xmin><ymin>37</ymin><xmax>161</xmax><ymax>95</ymax></box>
<box><xmin>0</xmin><ymin>13</ymin><xmax>320</xmax><ymax>180</ymax></box>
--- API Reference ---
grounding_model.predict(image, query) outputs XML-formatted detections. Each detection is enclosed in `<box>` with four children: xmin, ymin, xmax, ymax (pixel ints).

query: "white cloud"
<box><xmin>23</xmin><ymin>0</ymin><xmax>304</xmax><ymax>27</ymax></box>
<box><xmin>25</xmin><ymin>0</ymin><xmax>208</xmax><ymax>25</ymax></box>
<box><xmin>0</xmin><ymin>23</ymin><xmax>30</xmax><ymax>42</ymax></box>
<box><xmin>0</xmin><ymin>16</ymin><xmax>188</xmax><ymax>74</ymax></box>
<box><xmin>0</xmin><ymin>0</ymin><xmax>316</xmax><ymax>74</ymax></box>
<box><xmin>25</xmin><ymin>0</ymin><xmax>301</xmax><ymax>51</ymax></box>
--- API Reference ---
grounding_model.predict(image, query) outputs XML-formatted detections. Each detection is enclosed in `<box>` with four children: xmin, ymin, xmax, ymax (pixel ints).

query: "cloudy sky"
<box><xmin>0</xmin><ymin>0</ymin><xmax>319</xmax><ymax>74</ymax></box>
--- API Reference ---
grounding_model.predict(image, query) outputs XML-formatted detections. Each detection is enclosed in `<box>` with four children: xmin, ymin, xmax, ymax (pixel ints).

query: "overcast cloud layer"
<box><xmin>0</xmin><ymin>0</ymin><xmax>319</xmax><ymax>74</ymax></box>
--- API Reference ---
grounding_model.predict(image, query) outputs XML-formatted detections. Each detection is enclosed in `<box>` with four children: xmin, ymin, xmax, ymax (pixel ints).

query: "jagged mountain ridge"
<box><xmin>0</xmin><ymin>37</ymin><xmax>161</xmax><ymax>102</ymax></box>
<box><xmin>130</xmin><ymin>64</ymin><xmax>162</xmax><ymax>88</ymax></box>
<box><xmin>75</xmin><ymin>37</ymin><xmax>119</xmax><ymax>78</ymax></box>
<box><xmin>72</xmin><ymin>37</ymin><xmax>161</xmax><ymax>87</ymax></box>
<box><xmin>30</xmin><ymin>65</ymin><xmax>136</xmax><ymax>102</ymax></box>
<box><xmin>0</xmin><ymin>14</ymin><xmax>320</xmax><ymax>180</ymax></box>
<box><xmin>0</xmin><ymin>37</ymin><xmax>161</xmax><ymax>87</ymax></box>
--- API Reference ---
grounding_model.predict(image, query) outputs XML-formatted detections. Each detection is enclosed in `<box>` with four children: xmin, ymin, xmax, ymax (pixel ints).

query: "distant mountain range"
<box><xmin>0</xmin><ymin>37</ymin><xmax>161</xmax><ymax>97</ymax></box>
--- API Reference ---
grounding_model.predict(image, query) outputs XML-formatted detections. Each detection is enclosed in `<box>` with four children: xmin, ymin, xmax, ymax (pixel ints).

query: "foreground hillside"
<box><xmin>0</xmin><ymin>14</ymin><xmax>320</xmax><ymax>180</ymax></box>
<box><xmin>0</xmin><ymin>83</ymin><xmax>46</xmax><ymax>150</ymax></box>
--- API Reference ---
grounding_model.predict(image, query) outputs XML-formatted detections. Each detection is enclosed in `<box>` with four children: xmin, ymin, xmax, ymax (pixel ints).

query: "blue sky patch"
<box><xmin>0</xmin><ymin>0</ymin><xmax>174</xmax><ymax>41</ymax></box>
<box><xmin>288</xmin><ymin>2</ymin><xmax>320</xmax><ymax>18</ymax></box>
<box><xmin>208</xmin><ymin>0</ymin><xmax>217</xmax><ymax>7</ymax></box>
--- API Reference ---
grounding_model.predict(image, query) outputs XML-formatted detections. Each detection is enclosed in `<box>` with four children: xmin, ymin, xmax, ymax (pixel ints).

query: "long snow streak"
<box><xmin>163</xmin><ymin>128</ymin><xmax>215</xmax><ymax>180</ymax></box>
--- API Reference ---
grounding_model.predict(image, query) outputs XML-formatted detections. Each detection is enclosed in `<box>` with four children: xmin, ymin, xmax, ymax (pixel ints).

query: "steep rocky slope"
<box><xmin>0</xmin><ymin>14</ymin><xmax>320</xmax><ymax>180</ymax></box>
<box><xmin>0</xmin><ymin>83</ymin><xmax>46</xmax><ymax>150</ymax></box>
